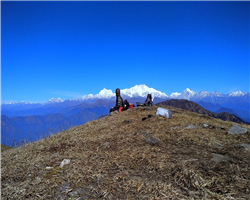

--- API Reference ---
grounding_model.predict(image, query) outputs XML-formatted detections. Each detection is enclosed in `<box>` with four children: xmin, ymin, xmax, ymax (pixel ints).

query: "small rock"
<box><xmin>75</xmin><ymin>187</ymin><xmax>89</xmax><ymax>200</ymax></box>
<box><xmin>68</xmin><ymin>191</ymin><xmax>78</xmax><ymax>197</ymax></box>
<box><xmin>35</xmin><ymin>177</ymin><xmax>41</xmax><ymax>183</ymax></box>
<box><xmin>203</xmin><ymin>123</ymin><xmax>209</xmax><ymax>127</ymax></box>
<box><xmin>46</xmin><ymin>167</ymin><xmax>53</xmax><ymax>170</ymax></box>
<box><xmin>58</xmin><ymin>194</ymin><xmax>66</xmax><ymax>200</ymax></box>
<box><xmin>123</xmin><ymin>119</ymin><xmax>133</xmax><ymax>123</ymax></box>
<box><xmin>60</xmin><ymin>159</ymin><xmax>70</xmax><ymax>168</ymax></box>
<box><xmin>188</xmin><ymin>190</ymin><xmax>201</xmax><ymax>198</ymax></box>
<box><xmin>183</xmin><ymin>159</ymin><xmax>198</xmax><ymax>162</ymax></box>
<box><xmin>76</xmin><ymin>187</ymin><xmax>88</xmax><ymax>195</ymax></box>
<box><xmin>238</xmin><ymin>144</ymin><xmax>250</xmax><ymax>151</ymax></box>
<box><xmin>170</xmin><ymin>126</ymin><xmax>181</xmax><ymax>130</ymax></box>
<box><xmin>213</xmin><ymin>142</ymin><xmax>223</xmax><ymax>149</ymax></box>
<box><xmin>145</xmin><ymin>137</ymin><xmax>158</xmax><ymax>145</ymax></box>
<box><xmin>227</xmin><ymin>125</ymin><xmax>248</xmax><ymax>135</ymax></box>
<box><xmin>141</xmin><ymin>132</ymin><xmax>152</xmax><ymax>137</ymax></box>
<box><xmin>77</xmin><ymin>196</ymin><xmax>89</xmax><ymax>200</ymax></box>
<box><xmin>218</xmin><ymin>126</ymin><xmax>226</xmax><ymax>130</ymax></box>
<box><xmin>211</xmin><ymin>153</ymin><xmax>233</xmax><ymax>163</ymax></box>
<box><xmin>101</xmin><ymin>142</ymin><xmax>110</xmax><ymax>148</ymax></box>
<box><xmin>60</xmin><ymin>182</ymin><xmax>70</xmax><ymax>192</ymax></box>
<box><xmin>186</xmin><ymin>124</ymin><xmax>197</xmax><ymax>129</ymax></box>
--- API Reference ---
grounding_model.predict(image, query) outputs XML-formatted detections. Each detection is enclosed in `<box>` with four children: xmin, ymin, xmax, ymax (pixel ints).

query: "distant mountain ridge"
<box><xmin>2</xmin><ymin>94</ymin><xmax>249</xmax><ymax>148</ymax></box>
<box><xmin>156</xmin><ymin>99</ymin><xmax>247</xmax><ymax>124</ymax></box>
<box><xmin>3</xmin><ymin>84</ymin><xmax>169</xmax><ymax>105</ymax></box>
<box><xmin>2</xmin><ymin>84</ymin><xmax>249</xmax><ymax>122</ymax></box>
<box><xmin>1</xmin><ymin>85</ymin><xmax>249</xmax><ymax>147</ymax></box>
<box><xmin>1</xmin><ymin>99</ymin><xmax>115</xmax><ymax>147</ymax></box>
<box><xmin>3</xmin><ymin>84</ymin><xmax>249</xmax><ymax>105</ymax></box>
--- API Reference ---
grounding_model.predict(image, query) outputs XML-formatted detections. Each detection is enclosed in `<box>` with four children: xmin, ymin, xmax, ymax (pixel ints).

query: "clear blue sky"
<box><xmin>1</xmin><ymin>1</ymin><xmax>249</xmax><ymax>103</ymax></box>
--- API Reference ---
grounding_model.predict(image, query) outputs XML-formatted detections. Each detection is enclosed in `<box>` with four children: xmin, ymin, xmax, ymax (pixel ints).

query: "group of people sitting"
<box><xmin>110</xmin><ymin>88</ymin><xmax>153</xmax><ymax>113</ymax></box>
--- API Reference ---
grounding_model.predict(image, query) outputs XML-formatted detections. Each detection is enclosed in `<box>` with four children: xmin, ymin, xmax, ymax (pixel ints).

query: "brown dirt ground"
<box><xmin>1</xmin><ymin>105</ymin><xmax>250</xmax><ymax>200</ymax></box>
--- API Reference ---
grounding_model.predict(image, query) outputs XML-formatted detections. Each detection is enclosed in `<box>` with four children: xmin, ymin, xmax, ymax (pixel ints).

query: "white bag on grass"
<box><xmin>155</xmin><ymin>107</ymin><xmax>172</xmax><ymax>119</ymax></box>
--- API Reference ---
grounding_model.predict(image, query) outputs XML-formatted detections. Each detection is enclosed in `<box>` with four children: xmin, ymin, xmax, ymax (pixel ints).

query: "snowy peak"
<box><xmin>121</xmin><ymin>84</ymin><xmax>168</xmax><ymax>99</ymax></box>
<box><xmin>81</xmin><ymin>88</ymin><xmax>114</xmax><ymax>100</ymax></box>
<box><xmin>184</xmin><ymin>88</ymin><xmax>192</xmax><ymax>92</ymax></box>
<box><xmin>168</xmin><ymin>89</ymin><xmax>248</xmax><ymax>100</ymax></box>
<box><xmin>228</xmin><ymin>91</ymin><xmax>245</xmax><ymax>97</ymax></box>
<box><xmin>183</xmin><ymin>88</ymin><xmax>196</xmax><ymax>95</ymax></box>
<box><xmin>4</xmin><ymin>101</ymin><xmax>18</xmax><ymax>105</ymax></box>
<box><xmin>212</xmin><ymin>91</ymin><xmax>224</xmax><ymax>97</ymax></box>
<box><xmin>170</xmin><ymin>92</ymin><xmax>181</xmax><ymax>98</ymax></box>
<box><xmin>96</xmin><ymin>88</ymin><xmax>115</xmax><ymax>99</ymax></box>
<box><xmin>81</xmin><ymin>94</ymin><xmax>95</xmax><ymax>100</ymax></box>
<box><xmin>178</xmin><ymin>88</ymin><xmax>196</xmax><ymax>100</ymax></box>
<box><xmin>48</xmin><ymin>98</ymin><xmax>64</xmax><ymax>103</ymax></box>
<box><xmin>4</xmin><ymin>101</ymin><xmax>33</xmax><ymax>105</ymax></box>
<box><xmin>79</xmin><ymin>84</ymin><xmax>168</xmax><ymax>100</ymax></box>
<box><xmin>198</xmin><ymin>91</ymin><xmax>210</xmax><ymax>96</ymax></box>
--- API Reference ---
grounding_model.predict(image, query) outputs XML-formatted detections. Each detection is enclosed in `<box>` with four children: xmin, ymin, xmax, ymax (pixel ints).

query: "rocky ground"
<box><xmin>1</xmin><ymin>105</ymin><xmax>250</xmax><ymax>199</ymax></box>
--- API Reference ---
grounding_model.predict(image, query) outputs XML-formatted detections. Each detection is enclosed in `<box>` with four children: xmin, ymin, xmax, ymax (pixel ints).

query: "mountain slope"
<box><xmin>2</xmin><ymin>105</ymin><xmax>250</xmax><ymax>199</ymax></box>
<box><xmin>1</xmin><ymin>100</ymin><xmax>115</xmax><ymax>147</ymax></box>
<box><xmin>215</xmin><ymin>107</ymin><xmax>240</xmax><ymax>117</ymax></box>
<box><xmin>196</xmin><ymin>101</ymin><xmax>222</xmax><ymax>113</ymax></box>
<box><xmin>156</xmin><ymin>99</ymin><xmax>247</xmax><ymax>124</ymax></box>
<box><xmin>1</xmin><ymin>144</ymin><xmax>13</xmax><ymax>152</ymax></box>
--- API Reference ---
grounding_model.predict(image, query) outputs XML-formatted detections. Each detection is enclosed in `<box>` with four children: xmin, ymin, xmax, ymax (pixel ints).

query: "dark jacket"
<box><xmin>116</xmin><ymin>88</ymin><xmax>124</xmax><ymax>108</ymax></box>
<box><xmin>123</xmin><ymin>100</ymin><xmax>130</xmax><ymax>110</ymax></box>
<box><xmin>144</xmin><ymin>94</ymin><xmax>153</xmax><ymax>106</ymax></box>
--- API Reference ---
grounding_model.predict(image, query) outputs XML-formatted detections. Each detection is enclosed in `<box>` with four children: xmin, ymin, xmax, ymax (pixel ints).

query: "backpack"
<box><xmin>136</xmin><ymin>102</ymin><xmax>144</xmax><ymax>107</ymax></box>
<box><xmin>144</xmin><ymin>94</ymin><xmax>153</xmax><ymax>106</ymax></box>
<box><xmin>123</xmin><ymin>100</ymin><xmax>130</xmax><ymax>110</ymax></box>
<box><xmin>155</xmin><ymin>107</ymin><xmax>172</xmax><ymax>118</ymax></box>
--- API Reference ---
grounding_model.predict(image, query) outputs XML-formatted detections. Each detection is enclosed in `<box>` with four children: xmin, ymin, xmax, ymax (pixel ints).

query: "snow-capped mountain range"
<box><xmin>80</xmin><ymin>84</ymin><xmax>168</xmax><ymax>101</ymax></box>
<box><xmin>3</xmin><ymin>84</ymin><xmax>249</xmax><ymax>105</ymax></box>
<box><xmin>173</xmin><ymin>88</ymin><xmax>248</xmax><ymax>100</ymax></box>
<box><xmin>49</xmin><ymin>85</ymin><xmax>249</xmax><ymax>103</ymax></box>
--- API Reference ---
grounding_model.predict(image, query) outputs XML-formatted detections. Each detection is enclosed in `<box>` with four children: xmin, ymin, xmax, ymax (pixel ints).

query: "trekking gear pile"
<box><xmin>136</xmin><ymin>94</ymin><xmax>153</xmax><ymax>107</ymax></box>
<box><xmin>144</xmin><ymin>94</ymin><xmax>153</xmax><ymax>107</ymax></box>
<box><xmin>110</xmin><ymin>88</ymin><xmax>134</xmax><ymax>113</ymax></box>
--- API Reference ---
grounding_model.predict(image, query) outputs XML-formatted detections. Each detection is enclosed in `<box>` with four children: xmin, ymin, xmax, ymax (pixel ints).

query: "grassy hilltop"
<box><xmin>1</xmin><ymin>144</ymin><xmax>13</xmax><ymax>152</ymax></box>
<box><xmin>1</xmin><ymin>105</ymin><xmax>250</xmax><ymax>199</ymax></box>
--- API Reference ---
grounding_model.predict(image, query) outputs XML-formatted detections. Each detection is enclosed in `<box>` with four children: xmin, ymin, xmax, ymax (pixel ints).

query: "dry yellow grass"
<box><xmin>1</xmin><ymin>144</ymin><xmax>13</xmax><ymax>152</ymax></box>
<box><xmin>1</xmin><ymin>105</ymin><xmax>250</xmax><ymax>199</ymax></box>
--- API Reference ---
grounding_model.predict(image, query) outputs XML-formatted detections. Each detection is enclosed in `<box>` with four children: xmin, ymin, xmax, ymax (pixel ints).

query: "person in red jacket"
<box><xmin>123</xmin><ymin>99</ymin><xmax>133</xmax><ymax>110</ymax></box>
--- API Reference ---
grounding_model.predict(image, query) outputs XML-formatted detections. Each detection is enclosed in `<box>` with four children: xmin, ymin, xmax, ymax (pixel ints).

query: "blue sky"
<box><xmin>1</xmin><ymin>1</ymin><xmax>249</xmax><ymax>103</ymax></box>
